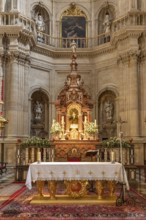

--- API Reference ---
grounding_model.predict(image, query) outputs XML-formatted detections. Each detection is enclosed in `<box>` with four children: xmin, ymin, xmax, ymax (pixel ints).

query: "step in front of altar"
<box><xmin>30</xmin><ymin>194</ymin><xmax>117</xmax><ymax>205</ymax></box>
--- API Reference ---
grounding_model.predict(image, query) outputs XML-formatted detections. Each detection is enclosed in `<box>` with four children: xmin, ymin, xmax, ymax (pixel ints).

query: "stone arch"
<box><xmin>67</xmin><ymin>103</ymin><xmax>82</xmax><ymax>117</ymax></box>
<box><xmin>29</xmin><ymin>87</ymin><xmax>50</xmax><ymax>138</ymax></box>
<box><xmin>60</xmin><ymin>2</ymin><xmax>88</xmax><ymax>48</ymax></box>
<box><xmin>66</xmin><ymin>103</ymin><xmax>82</xmax><ymax>138</ymax></box>
<box><xmin>58</xmin><ymin>4</ymin><xmax>89</xmax><ymax>21</ymax></box>
<box><xmin>97</xmin><ymin>3</ymin><xmax>116</xmax><ymax>35</ymax></box>
<box><xmin>31</xmin><ymin>2</ymin><xmax>51</xmax><ymax>35</ymax></box>
<box><xmin>97</xmin><ymin>87</ymin><xmax>118</xmax><ymax>139</ymax></box>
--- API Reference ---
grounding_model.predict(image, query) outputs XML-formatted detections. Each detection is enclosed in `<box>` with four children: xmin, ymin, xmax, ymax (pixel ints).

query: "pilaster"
<box><xmin>5</xmin><ymin>52</ymin><xmax>30</xmax><ymax>137</ymax></box>
<box><xmin>128</xmin><ymin>50</ymin><xmax>140</xmax><ymax>137</ymax></box>
<box><xmin>0</xmin><ymin>55</ymin><xmax>4</xmax><ymax>112</ymax></box>
<box><xmin>0</xmin><ymin>0</ymin><xmax>5</xmax><ymax>12</ymax></box>
<box><xmin>118</xmin><ymin>50</ymin><xmax>140</xmax><ymax>138</ymax></box>
<box><xmin>129</xmin><ymin>0</ymin><xmax>138</xmax><ymax>11</ymax></box>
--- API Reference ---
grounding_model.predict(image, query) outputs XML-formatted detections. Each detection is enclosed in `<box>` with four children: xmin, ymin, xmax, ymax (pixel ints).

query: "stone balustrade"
<box><xmin>1</xmin><ymin>11</ymin><xmax>145</xmax><ymax>48</ymax></box>
<box><xmin>112</xmin><ymin>11</ymin><xmax>146</xmax><ymax>33</ymax></box>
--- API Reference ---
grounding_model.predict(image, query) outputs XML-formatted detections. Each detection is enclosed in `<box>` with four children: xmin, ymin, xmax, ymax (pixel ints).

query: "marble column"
<box><xmin>0</xmin><ymin>0</ymin><xmax>5</xmax><ymax>12</ymax></box>
<box><xmin>129</xmin><ymin>0</ymin><xmax>137</xmax><ymax>10</ymax></box>
<box><xmin>23</xmin><ymin>60</ymin><xmax>30</xmax><ymax>136</ymax></box>
<box><xmin>128</xmin><ymin>52</ymin><xmax>139</xmax><ymax>137</ymax></box>
<box><xmin>6</xmin><ymin>56</ymin><xmax>19</xmax><ymax>136</ymax></box>
<box><xmin>0</xmin><ymin>56</ymin><xmax>3</xmax><ymax>102</ymax></box>
<box><xmin>11</xmin><ymin>0</ymin><xmax>19</xmax><ymax>11</ymax></box>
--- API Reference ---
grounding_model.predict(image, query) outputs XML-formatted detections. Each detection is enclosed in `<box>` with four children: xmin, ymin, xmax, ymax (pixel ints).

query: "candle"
<box><xmin>61</xmin><ymin>116</ymin><xmax>64</xmax><ymax>124</ymax></box>
<box><xmin>52</xmin><ymin>119</ymin><xmax>55</xmax><ymax>125</ymax></box>
<box><xmin>37</xmin><ymin>151</ymin><xmax>41</xmax><ymax>162</ymax></box>
<box><xmin>111</xmin><ymin>151</ymin><xmax>115</xmax><ymax>162</ymax></box>
<box><xmin>84</xmin><ymin>116</ymin><xmax>87</xmax><ymax>123</ymax></box>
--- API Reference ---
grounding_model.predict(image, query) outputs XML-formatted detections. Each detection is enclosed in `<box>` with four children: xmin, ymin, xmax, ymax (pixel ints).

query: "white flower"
<box><xmin>50</xmin><ymin>121</ymin><xmax>62</xmax><ymax>134</ymax></box>
<box><xmin>84</xmin><ymin>122</ymin><xmax>98</xmax><ymax>134</ymax></box>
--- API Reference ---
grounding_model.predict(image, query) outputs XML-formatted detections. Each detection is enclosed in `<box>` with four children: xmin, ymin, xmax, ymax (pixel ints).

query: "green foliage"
<box><xmin>102</xmin><ymin>137</ymin><xmax>131</xmax><ymax>148</ymax></box>
<box><xmin>20</xmin><ymin>136</ymin><xmax>51</xmax><ymax>148</ymax></box>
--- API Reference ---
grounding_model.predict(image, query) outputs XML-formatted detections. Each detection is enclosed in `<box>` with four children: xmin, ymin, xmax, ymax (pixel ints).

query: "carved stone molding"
<box><xmin>111</xmin><ymin>29</ymin><xmax>143</xmax><ymax>46</ymax></box>
<box><xmin>117</xmin><ymin>49</ymin><xmax>141</xmax><ymax>64</ymax></box>
<box><xmin>2</xmin><ymin>51</ymin><xmax>31</xmax><ymax>66</ymax></box>
<box><xmin>62</xmin><ymin>3</ymin><xmax>86</xmax><ymax>17</ymax></box>
<box><xmin>0</xmin><ymin>26</ymin><xmax>21</xmax><ymax>36</ymax></box>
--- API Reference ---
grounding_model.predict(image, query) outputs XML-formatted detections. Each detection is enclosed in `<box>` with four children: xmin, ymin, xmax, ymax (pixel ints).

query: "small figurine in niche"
<box><xmin>36</xmin><ymin>13</ymin><xmax>45</xmax><ymax>42</ymax></box>
<box><xmin>104</xmin><ymin>100</ymin><xmax>114</xmax><ymax>121</ymax></box>
<box><xmin>35</xmin><ymin>101</ymin><xmax>43</xmax><ymax>120</ymax></box>
<box><xmin>103</xmin><ymin>12</ymin><xmax>110</xmax><ymax>33</ymax></box>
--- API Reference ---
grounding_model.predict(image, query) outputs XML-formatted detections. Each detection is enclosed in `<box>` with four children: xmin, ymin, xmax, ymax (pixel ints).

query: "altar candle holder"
<box><xmin>37</xmin><ymin>151</ymin><xmax>41</xmax><ymax>163</ymax></box>
<box><xmin>110</xmin><ymin>150</ymin><xmax>115</xmax><ymax>164</ymax></box>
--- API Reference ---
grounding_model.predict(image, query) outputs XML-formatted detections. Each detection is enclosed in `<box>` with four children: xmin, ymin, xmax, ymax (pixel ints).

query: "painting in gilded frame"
<box><xmin>62</xmin><ymin>16</ymin><xmax>86</xmax><ymax>48</ymax></box>
<box><xmin>62</xmin><ymin>16</ymin><xmax>86</xmax><ymax>38</ymax></box>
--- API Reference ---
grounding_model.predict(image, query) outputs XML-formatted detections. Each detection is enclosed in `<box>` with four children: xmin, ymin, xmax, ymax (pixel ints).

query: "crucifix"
<box><xmin>116</xmin><ymin>117</ymin><xmax>127</xmax><ymax>137</ymax></box>
<box><xmin>116</xmin><ymin>117</ymin><xmax>127</xmax><ymax>163</ymax></box>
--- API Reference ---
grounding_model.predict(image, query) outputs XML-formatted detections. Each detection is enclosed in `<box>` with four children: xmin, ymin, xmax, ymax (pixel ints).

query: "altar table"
<box><xmin>25</xmin><ymin>162</ymin><xmax>129</xmax><ymax>200</ymax></box>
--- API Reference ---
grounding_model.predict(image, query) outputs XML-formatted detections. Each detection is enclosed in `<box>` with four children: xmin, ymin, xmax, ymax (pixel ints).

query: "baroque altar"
<box><xmin>25</xmin><ymin>161</ymin><xmax>129</xmax><ymax>204</ymax></box>
<box><xmin>51</xmin><ymin>41</ymin><xmax>99</xmax><ymax>160</ymax></box>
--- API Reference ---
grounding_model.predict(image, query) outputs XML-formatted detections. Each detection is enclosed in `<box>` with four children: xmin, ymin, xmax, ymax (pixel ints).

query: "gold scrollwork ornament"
<box><xmin>64</xmin><ymin>180</ymin><xmax>88</xmax><ymax>198</ymax></box>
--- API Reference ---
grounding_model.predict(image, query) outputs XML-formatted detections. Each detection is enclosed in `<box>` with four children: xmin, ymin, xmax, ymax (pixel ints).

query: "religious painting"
<box><xmin>62</xmin><ymin>16</ymin><xmax>86</xmax><ymax>48</ymax></box>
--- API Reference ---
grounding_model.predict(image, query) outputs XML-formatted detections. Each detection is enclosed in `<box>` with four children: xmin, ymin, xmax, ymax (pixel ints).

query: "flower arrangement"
<box><xmin>50</xmin><ymin>121</ymin><xmax>62</xmax><ymax>135</ymax></box>
<box><xmin>20</xmin><ymin>136</ymin><xmax>50</xmax><ymax>148</ymax></box>
<box><xmin>84</xmin><ymin>122</ymin><xmax>98</xmax><ymax>135</ymax></box>
<box><xmin>102</xmin><ymin>137</ymin><xmax>131</xmax><ymax>148</ymax></box>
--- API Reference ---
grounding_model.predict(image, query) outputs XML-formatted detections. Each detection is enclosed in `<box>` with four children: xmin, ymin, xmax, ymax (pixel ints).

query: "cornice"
<box><xmin>111</xmin><ymin>27</ymin><xmax>144</xmax><ymax>46</ymax></box>
<box><xmin>1</xmin><ymin>26</ymin><xmax>146</xmax><ymax>61</ymax></box>
<box><xmin>31</xmin><ymin>42</ymin><xmax>116</xmax><ymax>59</ymax></box>
<box><xmin>0</xmin><ymin>26</ymin><xmax>22</xmax><ymax>36</ymax></box>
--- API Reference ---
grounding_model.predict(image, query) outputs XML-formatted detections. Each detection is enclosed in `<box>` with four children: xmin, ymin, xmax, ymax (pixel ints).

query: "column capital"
<box><xmin>117</xmin><ymin>49</ymin><xmax>140</xmax><ymax>64</ymax></box>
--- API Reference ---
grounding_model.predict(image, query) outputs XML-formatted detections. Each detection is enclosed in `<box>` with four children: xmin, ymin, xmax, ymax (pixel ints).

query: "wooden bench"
<box><xmin>0</xmin><ymin>162</ymin><xmax>7</xmax><ymax>175</ymax></box>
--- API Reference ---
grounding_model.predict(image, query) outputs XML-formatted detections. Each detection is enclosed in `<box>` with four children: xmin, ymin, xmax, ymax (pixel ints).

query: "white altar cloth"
<box><xmin>25</xmin><ymin>162</ymin><xmax>129</xmax><ymax>190</ymax></box>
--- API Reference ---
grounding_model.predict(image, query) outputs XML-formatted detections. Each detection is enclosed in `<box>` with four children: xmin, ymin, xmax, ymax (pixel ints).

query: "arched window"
<box><xmin>98</xmin><ymin>4</ymin><xmax>115</xmax><ymax>44</ymax></box>
<box><xmin>31</xmin><ymin>3</ymin><xmax>50</xmax><ymax>39</ymax></box>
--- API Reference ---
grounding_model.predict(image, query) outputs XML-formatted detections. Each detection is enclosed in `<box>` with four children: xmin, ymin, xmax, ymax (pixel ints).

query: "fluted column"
<box><xmin>11</xmin><ymin>0</ymin><xmax>19</xmax><ymax>11</ymax></box>
<box><xmin>0</xmin><ymin>0</ymin><xmax>4</xmax><ymax>12</ymax></box>
<box><xmin>128</xmin><ymin>51</ymin><xmax>139</xmax><ymax>137</ymax></box>
<box><xmin>6</xmin><ymin>55</ymin><xmax>19</xmax><ymax>136</ymax></box>
<box><xmin>129</xmin><ymin>0</ymin><xmax>137</xmax><ymax>10</ymax></box>
<box><xmin>0</xmin><ymin>56</ymin><xmax>3</xmax><ymax>102</ymax></box>
<box><xmin>78</xmin><ymin>113</ymin><xmax>82</xmax><ymax>132</ymax></box>
<box><xmin>23</xmin><ymin>60</ymin><xmax>30</xmax><ymax>136</ymax></box>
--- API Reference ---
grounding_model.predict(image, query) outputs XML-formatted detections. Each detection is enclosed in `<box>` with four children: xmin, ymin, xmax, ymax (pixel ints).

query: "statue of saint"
<box><xmin>36</xmin><ymin>14</ymin><xmax>45</xmax><ymax>32</ymax></box>
<box><xmin>69</xmin><ymin>109</ymin><xmax>79</xmax><ymax>129</ymax></box>
<box><xmin>104</xmin><ymin>101</ymin><xmax>113</xmax><ymax>121</ymax></box>
<box><xmin>70</xmin><ymin>111</ymin><xmax>78</xmax><ymax>124</ymax></box>
<box><xmin>35</xmin><ymin>101</ymin><xmax>43</xmax><ymax>120</ymax></box>
<box><xmin>103</xmin><ymin>13</ymin><xmax>110</xmax><ymax>33</ymax></box>
<box><xmin>36</xmin><ymin>14</ymin><xmax>45</xmax><ymax>42</ymax></box>
<box><xmin>70</xmin><ymin>40</ymin><xmax>77</xmax><ymax>54</ymax></box>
